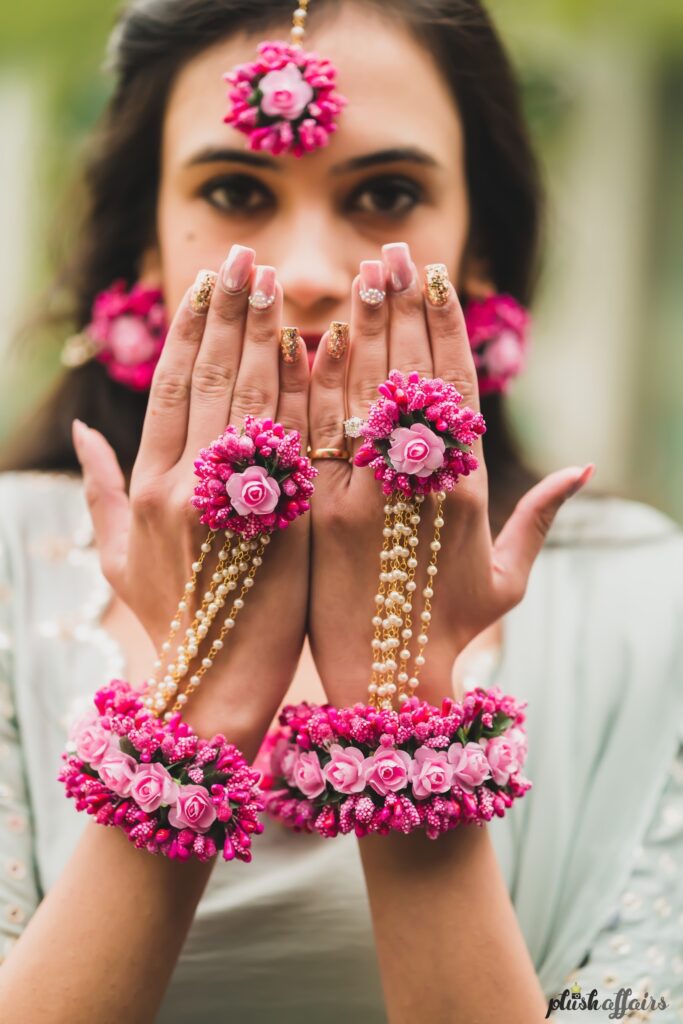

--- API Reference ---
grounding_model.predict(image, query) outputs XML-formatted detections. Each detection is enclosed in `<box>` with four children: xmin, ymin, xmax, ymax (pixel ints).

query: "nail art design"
<box><xmin>424</xmin><ymin>264</ymin><xmax>450</xmax><ymax>307</ymax></box>
<box><xmin>359</xmin><ymin>260</ymin><xmax>386</xmax><ymax>307</ymax></box>
<box><xmin>327</xmin><ymin>321</ymin><xmax>349</xmax><ymax>359</ymax></box>
<box><xmin>190</xmin><ymin>270</ymin><xmax>218</xmax><ymax>313</ymax></box>
<box><xmin>280</xmin><ymin>327</ymin><xmax>301</xmax><ymax>364</ymax></box>
<box><xmin>248</xmin><ymin>266</ymin><xmax>277</xmax><ymax>310</ymax></box>
<box><xmin>222</xmin><ymin>244</ymin><xmax>255</xmax><ymax>293</ymax></box>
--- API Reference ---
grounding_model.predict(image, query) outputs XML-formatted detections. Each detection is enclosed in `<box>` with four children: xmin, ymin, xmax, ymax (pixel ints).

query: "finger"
<box><xmin>346</xmin><ymin>260</ymin><xmax>389</xmax><ymax>421</ymax></box>
<box><xmin>228</xmin><ymin>265</ymin><xmax>281</xmax><ymax>427</ymax></box>
<box><xmin>309</xmin><ymin>320</ymin><xmax>352</xmax><ymax>482</ymax></box>
<box><xmin>382</xmin><ymin>242</ymin><xmax>433</xmax><ymax>377</ymax></box>
<box><xmin>492</xmin><ymin>464</ymin><xmax>596</xmax><ymax>606</ymax></box>
<box><xmin>72</xmin><ymin>419</ymin><xmax>130</xmax><ymax>583</ymax></box>
<box><xmin>276</xmin><ymin>327</ymin><xmax>310</xmax><ymax>447</ymax></box>
<box><xmin>136</xmin><ymin>270</ymin><xmax>216</xmax><ymax>477</ymax></box>
<box><xmin>183</xmin><ymin>244</ymin><xmax>255</xmax><ymax>459</ymax></box>
<box><xmin>422</xmin><ymin>262</ymin><xmax>480</xmax><ymax>417</ymax></box>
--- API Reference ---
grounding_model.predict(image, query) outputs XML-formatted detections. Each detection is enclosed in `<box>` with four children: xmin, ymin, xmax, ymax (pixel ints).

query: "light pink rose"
<box><xmin>506</xmin><ymin>726</ymin><xmax>528</xmax><ymax>767</ymax></box>
<box><xmin>108</xmin><ymin>315</ymin><xmax>158</xmax><ymax>366</ymax></box>
<box><xmin>292</xmin><ymin>750</ymin><xmax>326</xmax><ymax>799</ymax></box>
<box><xmin>70</xmin><ymin>712</ymin><xmax>118</xmax><ymax>768</ymax></box>
<box><xmin>322</xmin><ymin>744</ymin><xmax>367</xmax><ymax>795</ymax></box>
<box><xmin>388</xmin><ymin>423</ymin><xmax>446</xmax><ymax>478</ymax></box>
<box><xmin>363</xmin><ymin>747</ymin><xmax>412</xmax><ymax>796</ymax></box>
<box><xmin>130</xmin><ymin>762</ymin><xmax>179</xmax><ymax>812</ymax></box>
<box><xmin>410</xmin><ymin>747</ymin><xmax>454</xmax><ymax>800</ymax></box>
<box><xmin>168</xmin><ymin>785</ymin><xmax>217</xmax><ymax>834</ymax></box>
<box><xmin>484</xmin><ymin>331</ymin><xmax>524</xmax><ymax>378</ymax></box>
<box><xmin>448</xmin><ymin>741</ymin><xmax>491</xmax><ymax>793</ymax></box>
<box><xmin>97</xmin><ymin>751</ymin><xmax>138</xmax><ymax>797</ymax></box>
<box><xmin>226</xmin><ymin>465</ymin><xmax>281</xmax><ymax>516</ymax></box>
<box><xmin>485</xmin><ymin>736</ymin><xmax>520</xmax><ymax>786</ymax></box>
<box><xmin>259</xmin><ymin>63</ymin><xmax>314</xmax><ymax>120</ymax></box>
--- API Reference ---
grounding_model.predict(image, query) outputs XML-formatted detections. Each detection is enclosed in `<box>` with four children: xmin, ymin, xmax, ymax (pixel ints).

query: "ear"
<box><xmin>458</xmin><ymin>252</ymin><xmax>496</xmax><ymax>303</ymax></box>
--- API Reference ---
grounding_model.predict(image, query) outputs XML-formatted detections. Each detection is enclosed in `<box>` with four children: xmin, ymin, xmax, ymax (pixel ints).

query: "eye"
<box><xmin>199</xmin><ymin>173</ymin><xmax>274</xmax><ymax>214</ymax></box>
<box><xmin>347</xmin><ymin>175</ymin><xmax>424</xmax><ymax>218</ymax></box>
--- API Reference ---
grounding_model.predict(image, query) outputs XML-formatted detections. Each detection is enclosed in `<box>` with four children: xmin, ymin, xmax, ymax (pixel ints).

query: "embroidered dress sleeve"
<box><xmin>0</xmin><ymin>522</ymin><xmax>41</xmax><ymax>964</ymax></box>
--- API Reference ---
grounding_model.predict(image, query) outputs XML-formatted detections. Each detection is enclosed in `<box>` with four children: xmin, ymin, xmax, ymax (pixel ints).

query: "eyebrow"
<box><xmin>184</xmin><ymin>145</ymin><xmax>439</xmax><ymax>173</ymax></box>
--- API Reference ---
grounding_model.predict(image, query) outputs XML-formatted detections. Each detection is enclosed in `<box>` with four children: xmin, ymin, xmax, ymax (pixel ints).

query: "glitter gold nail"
<box><xmin>280</xmin><ymin>327</ymin><xmax>301</xmax><ymax>364</ymax></box>
<box><xmin>327</xmin><ymin>321</ymin><xmax>349</xmax><ymax>360</ymax></box>
<box><xmin>424</xmin><ymin>264</ymin><xmax>450</xmax><ymax>307</ymax></box>
<box><xmin>190</xmin><ymin>269</ymin><xmax>218</xmax><ymax>313</ymax></box>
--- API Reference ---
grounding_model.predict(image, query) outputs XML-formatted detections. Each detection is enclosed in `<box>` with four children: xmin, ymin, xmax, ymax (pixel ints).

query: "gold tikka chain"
<box><xmin>291</xmin><ymin>0</ymin><xmax>309</xmax><ymax>47</ymax></box>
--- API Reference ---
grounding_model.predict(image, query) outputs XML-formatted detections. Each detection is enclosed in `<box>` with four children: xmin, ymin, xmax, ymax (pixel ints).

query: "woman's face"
<box><xmin>156</xmin><ymin>2</ymin><xmax>474</xmax><ymax>348</ymax></box>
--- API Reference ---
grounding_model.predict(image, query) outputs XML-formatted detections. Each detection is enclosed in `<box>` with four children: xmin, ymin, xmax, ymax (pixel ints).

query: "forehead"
<box><xmin>162</xmin><ymin>3</ymin><xmax>464</xmax><ymax>171</ymax></box>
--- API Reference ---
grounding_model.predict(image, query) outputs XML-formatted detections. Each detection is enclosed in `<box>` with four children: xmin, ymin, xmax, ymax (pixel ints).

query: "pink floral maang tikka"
<box><xmin>222</xmin><ymin>0</ymin><xmax>347</xmax><ymax>157</ymax></box>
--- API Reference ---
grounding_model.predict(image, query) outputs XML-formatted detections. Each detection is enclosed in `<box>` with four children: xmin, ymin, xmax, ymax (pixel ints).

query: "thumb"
<box><xmin>491</xmin><ymin>463</ymin><xmax>595</xmax><ymax>606</ymax></box>
<box><xmin>72</xmin><ymin>419</ymin><xmax>130</xmax><ymax>583</ymax></box>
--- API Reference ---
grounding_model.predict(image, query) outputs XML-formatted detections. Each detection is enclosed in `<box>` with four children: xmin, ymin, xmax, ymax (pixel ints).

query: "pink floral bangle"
<box><xmin>60</xmin><ymin>417</ymin><xmax>317</xmax><ymax>861</ymax></box>
<box><xmin>258</xmin><ymin>688</ymin><xmax>531</xmax><ymax>839</ymax></box>
<box><xmin>59</xmin><ymin>680</ymin><xmax>264</xmax><ymax>862</ymax></box>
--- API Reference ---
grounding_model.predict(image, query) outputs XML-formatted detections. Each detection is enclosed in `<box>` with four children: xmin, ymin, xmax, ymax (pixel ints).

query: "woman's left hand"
<box><xmin>308</xmin><ymin>242</ymin><xmax>593</xmax><ymax>708</ymax></box>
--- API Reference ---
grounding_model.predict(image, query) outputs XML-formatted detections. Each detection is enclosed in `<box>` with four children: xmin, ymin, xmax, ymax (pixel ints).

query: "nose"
<box><xmin>268</xmin><ymin>207</ymin><xmax>351</xmax><ymax>326</ymax></box>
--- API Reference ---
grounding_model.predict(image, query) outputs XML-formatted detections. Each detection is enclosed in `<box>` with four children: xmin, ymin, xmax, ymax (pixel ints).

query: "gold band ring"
<box><xmin>308</xmin><ymin>447</ymin><xmax>351</xmax><ymax>460</ymax></box>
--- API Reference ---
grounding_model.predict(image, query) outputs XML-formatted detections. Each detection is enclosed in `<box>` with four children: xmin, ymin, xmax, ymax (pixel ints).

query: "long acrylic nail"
<box><xmin>382</xmin><ymin>242</ymin><xmax>414</xmax><ymax>292</ymax></box>
<box><xmin>424</xmin><ymin>264</ymin><xmax>450</xmax><ymax>307</ymax></box>
<box><xmin>221</xmin><ymin>244</ymin><xmax>255</xmax><ymax>293</ymax></box>
<box><xmin>280</xmin><ymin>327</ymin><xmax>301</xmax><ymax>364</ymax></box>
<box><xmin>359</xmin><ymin>260</ymin><xmax>386</xmax><ymax>307</ymax></box>
<box><xmin>190</xmin><ymin>269</ymin><xmax>218</xmax><ymax>313</ymax></box>
<box><xmin>248</xmin><ymin>265</ymin><xmax>277</xmax><ymax>311</ymax></box>
<box><xmin>327</xmin><ymin>321</ymin><xmax>349</xmax><ymax>359</ymax></box>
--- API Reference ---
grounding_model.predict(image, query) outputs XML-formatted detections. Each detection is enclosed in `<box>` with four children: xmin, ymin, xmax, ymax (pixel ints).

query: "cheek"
<box><xmin>404</xmin><ymin>186</ymin><xmax>470</xmax><ymax>284</ymax></box>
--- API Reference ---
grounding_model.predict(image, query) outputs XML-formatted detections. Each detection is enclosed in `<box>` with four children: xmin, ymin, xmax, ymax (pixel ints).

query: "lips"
<box><xmin>300</xmin><ymin>332</ymin><xmax>322</xmax><ymax>369</ymax></box>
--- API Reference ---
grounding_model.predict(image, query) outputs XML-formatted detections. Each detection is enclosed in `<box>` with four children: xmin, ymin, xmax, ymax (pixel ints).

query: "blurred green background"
<box><xmin>1</xmin><ymin>0</ymin><xmax>682</xmax><ymax>521</ymax></box>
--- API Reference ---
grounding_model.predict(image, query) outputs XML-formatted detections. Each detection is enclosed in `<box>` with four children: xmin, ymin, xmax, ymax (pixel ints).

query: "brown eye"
<box><xmin>200</xmin><ymin>174</ymin><xmax>274</xmax><ymax>214</ymax></box>
<box><xmin>348</xmin><ymin>175</ymin><xmax>423</xmax><ymax>218</ymax></box>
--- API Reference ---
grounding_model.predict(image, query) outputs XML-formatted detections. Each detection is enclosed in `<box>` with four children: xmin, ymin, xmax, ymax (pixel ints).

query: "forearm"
<box><xmin>359</xmin><ymin>824</ymin><xmax>547</xmax><ymax>1024</ymax></box>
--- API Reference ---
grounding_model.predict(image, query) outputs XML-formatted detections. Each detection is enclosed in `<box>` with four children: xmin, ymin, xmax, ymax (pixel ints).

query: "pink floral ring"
<box><xmin>59</xmin><ymin>680</ymin><xmax>265</xmax><ymax>863</ymax></box>
<box><xmin>353</xmin><ymin>369</ymin><xmax>487</xmax><ymax>497</ymax></box>
<box><xmin>192</xmin><ymin>414</ymin><xmax>318</xmax><ymax>538</ymax></box>
<box><xmin>258</xmin><ymin>687</ymin><xmax>532</xmax><ymax>839</ymax></box>
<box><xmin>223</xmin><ymin>40</ymin><xmax>347</xmax><ymax>157</ymax></box>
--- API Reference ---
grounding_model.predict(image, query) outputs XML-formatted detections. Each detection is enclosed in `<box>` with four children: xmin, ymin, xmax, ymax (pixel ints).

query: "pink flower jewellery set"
<box><xmin>58</xmin><ymin>0</ymin><xmax>531</xmax><ymax>862</ymax></box>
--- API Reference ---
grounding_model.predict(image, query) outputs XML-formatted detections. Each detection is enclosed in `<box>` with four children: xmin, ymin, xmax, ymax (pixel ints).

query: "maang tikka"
<box><xmin>222</xmin><ymin>0</ymin><xmax>347</xmax><ymax>157</ymax></box>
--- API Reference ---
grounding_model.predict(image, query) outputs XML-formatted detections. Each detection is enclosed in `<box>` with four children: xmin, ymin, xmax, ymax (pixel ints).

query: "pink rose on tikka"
<box><xmin>292</xmin><ymin>750</ymin><xmax>326</xmax><ymax>799</ymax></box>
<box><xmin>484</xmin><ymin>736</ymin><xmax>520</xmax><ymax>786</ymax></box>
<box><xmin>388</xmin><ymin>423</ymin><xmax>445</xmax><ymax>478</ymax></box>
<box><xmin>168</xmin><ymin>785</ymin><xmax>217</xmax><ymax>834</ymax></box>
<box><xmin>410</xmin><ymin>747</ymin><xmax>454</xmax><ymax>800</ymax></box>
<box><xmin>70</xmin><ymin>712</ymin><xmax>118</xmax><ymax>768</ymax></box>
<box><xmin>322</xmin><ymin>744</ymin><xmax>367</xmax><ymax>794</ymax></box>
<box><xmin>97</xmin><ymin>751</ymin><xmax>138</xmax><ymax>797</ymax></box>
<box><xmin>226</xmin><ymin>465</ymin><xmax>281</xmax><ymax>516</ymax></box>
<box><xmin>259</xmin><ymin>63</ymin><xmax>314</xmax><ymax>120</ymax></box>
<box><xmin>448</xmin><ymin>741</ymin><xmax>491</xmax><ymax>793</ymax></box>
<box><xmin>130</xmin><ymin>762</ymin><xmax>180</xmax><ymax>812</ymax></box>
<box><xmin>363</xmin><ymin>747</ymin><xmax>412</xmax><ymax>796</ymax></box>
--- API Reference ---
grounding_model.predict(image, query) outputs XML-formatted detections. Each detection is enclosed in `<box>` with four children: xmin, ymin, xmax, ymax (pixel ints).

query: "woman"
<box><xmin>0</xmin><ymin>1</ymin><xmax>681</xmax><ymax>1021</ymax></box>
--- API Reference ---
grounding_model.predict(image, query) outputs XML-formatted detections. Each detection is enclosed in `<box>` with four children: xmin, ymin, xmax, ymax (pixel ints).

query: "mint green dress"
<box><xmin>0</xmin><ymin>470</ymin><xmax>681</xmax><ymax>1022</ymax></box>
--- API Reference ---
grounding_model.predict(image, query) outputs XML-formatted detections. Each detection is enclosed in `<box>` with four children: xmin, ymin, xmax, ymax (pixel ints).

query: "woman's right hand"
<box><xmin>72</xmin><ymin>246</ymin><xmax>310</xmax><ymax>755</ymax></box>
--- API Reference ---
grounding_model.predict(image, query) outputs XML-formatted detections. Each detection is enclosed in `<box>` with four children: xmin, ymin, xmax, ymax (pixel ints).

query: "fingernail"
<box><xmin>221</xmin><ymin>244</ymin><xmax>255</xmax><ymax>293</ymax></box>
<box><xmin>248</xmin><ymin>266</ymin><xmax>276</xmax><ymax>311</ymax></box>
<box><xmin>424</xmin><ymin>264</ymin><xmax>450</xmax><ymax>307</ymax></box>
<box><xmin>382</xmin><ymin>242</ymin><xmax>414</xmax><ymax>292</ymax></box>
<box><xmin>327</xmin><ymin>321</ymin><xmax>349</xmax><ymax>360</ymax></box>
<box><xmin>567</xmin><ymin>463</ymin><xmax>596</xmax><ymax>497</ymax></box>
<box><xmin>280</xmin><ymin>327</ymin><xmax>301</xmax><ymax>364</ymax></box>
<box><xmin>190</xmin><ymin>269</ymin><xmax>218</xmax><ymax>313</ymax></box>
<box><xmin>359</xmin><ymin>260</ymin><xmax>386</xmax><ymax>307</ymax></box>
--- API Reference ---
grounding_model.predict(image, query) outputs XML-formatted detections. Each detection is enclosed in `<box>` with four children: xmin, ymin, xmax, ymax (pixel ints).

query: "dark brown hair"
<box><xmin>0</xmin><ymin>0</ymin><xmax>544</xmax><ymax>536</ymax></box>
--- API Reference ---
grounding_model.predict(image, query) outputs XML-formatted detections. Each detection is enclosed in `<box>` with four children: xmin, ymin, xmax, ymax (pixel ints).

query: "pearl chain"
<box><xmin>368</xmin><ymin>492</ymin><xmax>446</xmax><ymax>710</ymax></box>
<box><xmin>291</xmin><ymin>0</ymin><xmax>309</xmax><ymax>47</ymax></box>
<box><xmin>142</xmin><ymin>529</ymin><xmax>268</xmax><ymax>720</ymax></box>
